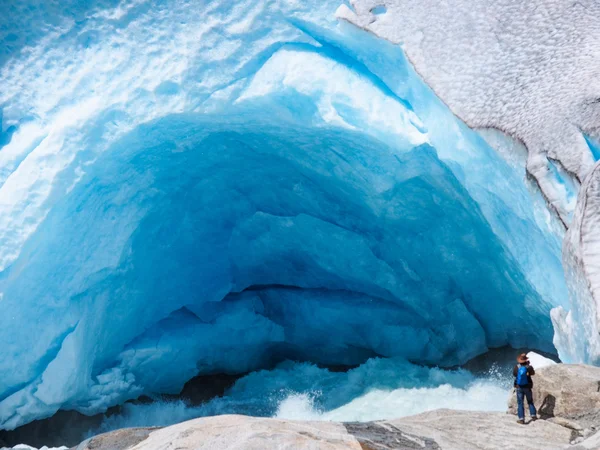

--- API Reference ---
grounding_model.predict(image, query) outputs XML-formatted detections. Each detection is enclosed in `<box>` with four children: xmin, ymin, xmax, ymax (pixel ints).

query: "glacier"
<box><xmin>0</xmin><ymin>0</ymin><xmax>574</xmax><ymax>432</ymax></box>
<box><xmin>342</xmin><ymin>0</ymin><xmax>600</xmax><ymax>366</ymax></box>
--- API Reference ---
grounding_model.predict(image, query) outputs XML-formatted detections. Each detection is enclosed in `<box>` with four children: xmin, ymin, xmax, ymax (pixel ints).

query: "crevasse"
<box><xmin>0</xmin><ymin>0</ymin><xmax>567</xmax><ymax>429</ymax></box>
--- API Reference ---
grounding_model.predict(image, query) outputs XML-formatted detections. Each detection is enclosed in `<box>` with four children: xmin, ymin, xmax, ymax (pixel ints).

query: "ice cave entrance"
<box><xmin>0</xmin><ymin>111</ymin><xmax>565</xmax><ymax>445</ymax></box>
<box><xmin>0</xmin><ymin>8</ymin><xmax>569</xmax><ymax>440</ymax></box>
<box><xmin>2</xmin><ymin>112</ymin><xmax>557</xmax><ymax>402</ymax></box>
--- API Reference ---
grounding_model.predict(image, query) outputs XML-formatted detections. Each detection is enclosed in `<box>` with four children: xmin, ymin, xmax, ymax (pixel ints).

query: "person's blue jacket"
<box><xmin>513</xmin><ymin>364</ymin><xmax>535</xmax><ymax>389</ymax></box>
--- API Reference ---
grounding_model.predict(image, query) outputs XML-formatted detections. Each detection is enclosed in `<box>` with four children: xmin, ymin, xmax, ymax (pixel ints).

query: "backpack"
<box><xmin>516</xmin><ymin>365</ymin><xmax>529</xmax><ymax>386</ymax></box>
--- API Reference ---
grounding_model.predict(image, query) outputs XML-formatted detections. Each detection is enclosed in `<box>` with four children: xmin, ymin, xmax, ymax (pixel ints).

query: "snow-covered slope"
<box><xmin>0</xmin><ymin>0</ymin><xmax>574</xmax><ymax>430</ymax></box>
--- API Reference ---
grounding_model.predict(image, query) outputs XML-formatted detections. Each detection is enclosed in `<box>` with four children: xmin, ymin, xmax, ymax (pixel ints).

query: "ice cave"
<box><xmin>1</xmin><ymin>0</ymin><xmax>599</xmax><ymax>447</ymax></box>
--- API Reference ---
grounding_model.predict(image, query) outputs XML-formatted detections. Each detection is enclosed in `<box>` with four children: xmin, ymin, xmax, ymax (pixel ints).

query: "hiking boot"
<box><xmin>530</xmin><ymin>416</ymin><xmax>538</xmax><ymax>421</ymax></box>
<box><xmin>517</xmin><ymin>419</ymin><xmax>525</xmax><ymax>424</ymax></box>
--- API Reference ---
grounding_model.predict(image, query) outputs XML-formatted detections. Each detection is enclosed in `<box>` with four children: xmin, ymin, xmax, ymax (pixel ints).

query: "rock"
<box><xmin>572</xmin><ymin>430</ymin><xmax>600</xmax><ymax>450</ymax></box>
<box><xmin>390</xmin><ymin>410</ymin><xmax>573</xmax><ymax>450</ymax></box>
<box><xmin>73</xmin><ymin>428</ymin><xmax>156</xmax><ymax>450</ymax></box>
<box><xmin>507</xmin><ymin>364</ymin><xmax>600</xmax><ymax>418</ymax></box>
<box><xmin>547</xmin><ymin>417</ymin><xmax>584</xmax><ymax>431</ymax></box>
<box><xmin>565</xmin><ymin>408</ymin><xmax>600</xmax><ymax>435</ymax></box>
<box><xmin>74</xmin><ymin>416</ymin><xmax>363</xmax><ymax>450</ymax></box>
<box><xmin>72</xmin><ymin>411</ymin><xmax>577</xmax><ymax>450</ymax></box>
<box><xmin>577</xmin><ymin>432</ymin><xmax>600</xmax><ymax>449</ymax></box>
<box><xmin>343</xmin><ymin>422</ymin><xmax>440</xmax><ymax>449</ymax></box>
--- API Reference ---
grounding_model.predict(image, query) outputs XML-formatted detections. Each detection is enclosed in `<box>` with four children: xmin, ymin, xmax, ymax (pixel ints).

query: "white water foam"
<box><xmin>86</xmin><ymin>357</ymin><xmax>512</xmax><ymax>437</ymax></box>
<box><xmin>275</xmin><ymin>380</ymin><xmax>509</xmax><ymax>422</ymax></box>
<box><xmin>2</xmin><ymin>445</ymin><xmax>66</xmax><ymax>450</ymax></box>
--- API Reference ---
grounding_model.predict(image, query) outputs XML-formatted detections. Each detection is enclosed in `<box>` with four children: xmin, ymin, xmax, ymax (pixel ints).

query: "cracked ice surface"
<box><xmin>0</xmin><ymin>0</ymin><xmax>568</xmax><ymax>429</ymax></box>
<box><xmin>338</xmin><ymin>0</ymin><xmax>600</xmax><ymax>225</ymax></box>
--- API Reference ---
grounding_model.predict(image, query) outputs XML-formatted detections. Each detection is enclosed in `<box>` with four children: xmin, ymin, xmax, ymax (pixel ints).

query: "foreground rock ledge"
<box><xmin>72</xmin><ymin>410</ymin><xmax>589</xmax><ymax>450</ymax></box>
<box><xmin>72</xmin><ymin>364</ymin><xmax>600</xmax><ymax>450</ymax></box>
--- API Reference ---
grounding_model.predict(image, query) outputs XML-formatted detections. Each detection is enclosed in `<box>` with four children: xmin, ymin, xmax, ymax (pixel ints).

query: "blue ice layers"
<box><xmin>0</xmin><ymin>0</ymin><xmax>567</xmax><ymax>429</ymax></box>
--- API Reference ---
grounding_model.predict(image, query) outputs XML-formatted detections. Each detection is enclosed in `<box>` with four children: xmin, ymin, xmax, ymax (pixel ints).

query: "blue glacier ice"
<box><xmin>0</xmin><ymin>0</ymin><xmax>568</xmax><ymax>430</ymax></box>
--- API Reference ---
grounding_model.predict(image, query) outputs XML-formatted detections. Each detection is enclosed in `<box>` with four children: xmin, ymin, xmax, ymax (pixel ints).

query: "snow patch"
<box><xmin>526</xmin><ymin>352</ymin><xmax>556</xmax><ymax>369</ymax></box>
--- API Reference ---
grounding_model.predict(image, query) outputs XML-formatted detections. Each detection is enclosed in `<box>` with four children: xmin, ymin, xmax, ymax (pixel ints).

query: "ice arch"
<box><xmin>0</xmin><ymin>0</ymin><xmax>568</xmax><ymax>429</ymax></box>
<box><xmin>0</xmin><ymin>114</ymin><xmax>556</xmax><ymax>428</ymax></box>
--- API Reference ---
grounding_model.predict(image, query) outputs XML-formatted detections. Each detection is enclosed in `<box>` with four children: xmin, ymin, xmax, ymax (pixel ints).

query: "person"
<box><xmin>513</xmin><ymin>353</ymin><xmax>537</xmax><ymax>424</ymax></box>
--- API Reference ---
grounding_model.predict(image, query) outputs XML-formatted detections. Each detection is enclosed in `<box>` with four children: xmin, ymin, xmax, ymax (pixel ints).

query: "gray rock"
<box><xmin>75</xmin><ymin>416</ymin><xmax>363</xmax><ymax>450</ymax></box>
<box><xmin>572</xmin><ymin>430</ymin><xmax>600</xmax><ymax>449</ymax></box>
<box><xmin>547</xmin><ymin>417</ymin><xmax>584</xmax><ymax>431</ymax></box>
<box><xmin>389</xmin><ymin>409</ymin><xmax>572</xmax><ymax>450</ymax></box>
<box><xmin>564</xmin><ymin>408</ymin><xmax>600</xmax><ymax>434</ymax></box>
<box><xmin>71</xmin><ymin>411</ymin><xmax>575</xmax><ymax>450</ymax></box>
<box><xmin>343</xmin><ymin>421</ymin><xmax>440</xmax><ymax>449</ymax></box>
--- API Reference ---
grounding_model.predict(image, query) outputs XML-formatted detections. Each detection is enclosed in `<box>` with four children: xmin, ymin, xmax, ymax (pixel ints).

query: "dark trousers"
<box><xmin>516</xmin><ymin>386</ymin><xmax>537</xmax><ymax>419</ymax></box>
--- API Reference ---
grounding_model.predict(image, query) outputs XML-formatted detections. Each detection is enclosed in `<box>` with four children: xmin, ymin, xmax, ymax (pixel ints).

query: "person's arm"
<box><xmin>513</xmin><ymin>365</ymin><xmax>518</xmax><ymax>377</ymax></box>
<box><xmin>528</xmin><ymin>366</ymin><xmax>535</xmax><ymax>375</ymax></box>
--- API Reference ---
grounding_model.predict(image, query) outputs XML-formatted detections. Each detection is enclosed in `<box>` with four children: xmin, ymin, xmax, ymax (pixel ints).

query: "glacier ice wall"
<box><xmin>341</xmin><ymin>0</ymin><xmax>600</xmax><ymax>365</ymax></box>
<box><xmin>552</xmin><ymin>162</ymin><xmax>600</xmax><ymax>364</ymax></box>
<box><xmin>0</xmin><ymin>0</ymin><xmax>568</xmax><ymax>429</ymax></box>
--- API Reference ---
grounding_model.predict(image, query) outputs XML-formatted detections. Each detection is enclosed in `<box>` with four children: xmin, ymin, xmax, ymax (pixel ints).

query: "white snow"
<box><xmin>526</xmin><ymin>352</ymin><xmax>556</xmax><ymax>369</ymax></box>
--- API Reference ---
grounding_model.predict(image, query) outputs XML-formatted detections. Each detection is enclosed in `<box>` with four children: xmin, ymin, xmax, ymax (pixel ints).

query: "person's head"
<box><xmin>516</xmin><ymin>353</ymin><xmax>529</xmax><ymax>365</ymax></box>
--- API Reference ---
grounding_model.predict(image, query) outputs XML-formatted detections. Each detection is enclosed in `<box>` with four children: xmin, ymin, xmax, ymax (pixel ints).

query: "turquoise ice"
<box><xmin>0</xmin><ymin>0</ymin><xmax>567</xmax><ymax>429</ymax></box>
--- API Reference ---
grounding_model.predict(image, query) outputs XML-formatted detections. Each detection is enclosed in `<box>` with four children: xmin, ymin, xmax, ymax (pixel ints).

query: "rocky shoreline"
<box><xmin>4</xmin><ymin>363</ymin><xmax>600</xmax><ymax>450</ymax></box>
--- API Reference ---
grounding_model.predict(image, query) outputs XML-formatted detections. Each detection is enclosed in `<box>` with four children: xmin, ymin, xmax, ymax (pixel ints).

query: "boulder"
<box><xmin>74</xmin><ymin>416</ymin><xmax>363</xmax><ymax>450</ymax></box>
<box><xmin>390</xmin><ymin>409</ymin><xmax>573</xmax><ymax>450</ymax></box>
<box><xmin>73</xmin><ymin>428</ymin><xmax>156</xmax><ymax>450</ymax></box>
<box><xmin>507</xmin><ymin>364</ymin><xmax>600</xmax><ymax>418</ymax></box>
